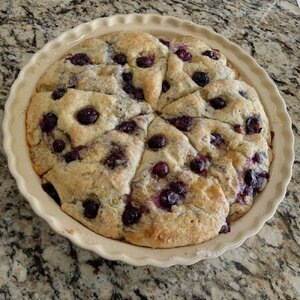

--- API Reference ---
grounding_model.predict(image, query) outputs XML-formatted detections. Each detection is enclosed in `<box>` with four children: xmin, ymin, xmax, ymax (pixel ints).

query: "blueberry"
<box><xmin>83</xmin><ymin>199</ymin><xmax>99</xmax><ymax>219</ymax></box>
<box><xmin>152</xmin><ymin>162</ymin><xmax>169</xmax><ymax>178</ymax></box>
<box><xmin>103</xmin><ymin>150</ymin><xmax>126</xmax><ymax>169</ymax></box>
<box><xmin>52</xmin><ymin>139</ymin><xmax>65</xmax><ymax>153</ymax></box>
<box><xmin>162</xmin><ymin>80</ymin><xmax>170</xmax><ymax>93</ymax></box>
<box><xmin>122</xmin><ymin>82</ymin><xmax>144</xmax><ymax>101</ymax></box>
<box><xmin>192</xmin><ymin>71</ymin><xmax>209</xmax><ymax>87</ymax></box>
<box><xmin>219</xmin><ymin>218</ymin><xmax>231</xmax><ymax>234</ymax></box>
<box><xmin>239</xmin><ymin>90</ymin><xmax>249</xmax><ymax>99</ymax></box>
<box><xmin>113</xmin><ymin>53</ymin><xmax>127</xmax><ymax>65</ymax></box>
<box><xmin>190</xmin><ymin>156</ymin><xmax>208</xmax><ymax>176</ymax></box>
<box><xmin>210</xmin><ymin>133</ymin><xmax>224</xmax><ymax>148</ymax></box>
<box><xmin>252</xmin><ymin>152</ymin><xmax>263</xmax><ymax>164</ymax></box>
<box><xmin>169</xmin><ymin>181</ymin><xmax>187</xmax><ymax>197</ymax></box>
<box><xmin>245</xmin><ymin>116</ymin><xmax>262</xmax><ymax>134</ymax></box>
<box><xmin>69</xmin><ymin>53</ymin><xmax>92</xmax><ymax>66</ymax></box>
<box><xmin>236</xmin><ymin>185</ymin><xmax>253</xmax><ymax>204</ymax></box>
<box><xmin>160</xmin><ymin>189</ymin><xmax>179</xmax><ymax>207</ymax></box>
<box><xmin>122</xmin><ymin>205</ymin><xmax>141</xmax><ymax>226</ymax></box>
<box><xmin>136</xmin><ymin>55</ymin><xmax>154</xmax><ymax>68</ymax></box>
<box><xmin>147</xmin><ymin>134</ymin><xmax>167</xmax><ymax>149</ymax></box>
<box><xmin>42</xmin><ymin>182</ymin><xmax>61</xmax><ymax>205</ymax></box>
<box><xmin>244</xmin><ymin>169</ymin><xmax>256</xmax><ymax>186</ymax></box>
<box><xmin>122</xmin><ymin>72</ymin><xmax>133</xmax><ymax>82</ymax></box>
<box><xmin>123</xmin><ymin>82</ymin><xmax>135</xmax><ymax>95</ymax></box>
<box><xmin>51</xmin><ymin>87</ymin><xmax>66</xmax><ymax>100</ymax></box>
<box><xmin>76</xmin><ymin>108</ymin><xmax>99</xmax><ymax>125</ymax></box>
<box><xmin>209</xmin><ymin>97</ymin><xmax>227</xmax><ymax>109</ymax></box>
<box><xmin>133</xmin><ymin>88</ymin><xmax>145</xmax><ymax>101</ymax></box>
<box><xmin>117</xmin><ymin>121</ymin><xmax>137</xmax><ymax>134</ymax></box>
<box><xmin>244</xmin><ymin>169</ymin><xmax>268</xmax><ymax>191</ymax></box>
<box><xmin>64</xmin><ymin>149</ymin><xmax>80</xmax><ymax>163</ymax></box>
<box><xmin>159</xmin><ymin>39</ymin><xmax>170</xmax><ymax>48</ymax></box>
<box><xmin>202</xmin><ymin>50</ymin><xmax>221</xmax><ymax>60</ymax></box>
<box><xmin>40</xmin><ymin>112</ymin><xmax>58</xmax><ymax>133</ymax></box>
<box><xmin>175</xmin><ymin>48</ymin><xmax>192</xmax><ymax>62</ymax></box>
<box><xmin>172</xmin><ymin>116</ymin><xmax>193</xmax><ymax>132</ymax></box>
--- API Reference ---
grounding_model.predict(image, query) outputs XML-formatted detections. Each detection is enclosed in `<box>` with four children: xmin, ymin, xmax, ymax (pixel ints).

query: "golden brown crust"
<box><xmin>157</xmin><ymin>36</ymin><xmax>237</xmax><ymax>111</ymax></box>
<box><xmin>125</xmin><ymin>179</ymin><xmax>229</xmax><ymax>248</ymax></box>
<box><xmin>26</xmin><ymin>31</ymin><xmax>272</xmax><ymax>248</ymax></box>
<box><xmin>26</xmin><ymin>89</ymin><xmax>151</xmax><ymax>149</ymax></box>
<box><xmin>125</xmin><ymin>118</ymin><xmax>229</xmax><ymax>248</ymax></box>
<box><xmin>43</xmin><ymin>114</ymin><xmax>154</xmax><ymax>239</ymax></box>
<box><xmin>162</xmin><ymin>79</ymin><xmax>270</xmax><ymax>142</ymax></box>
<box><xmin>105</xmin><ymin>31</ymin><xmax>169</xmax><ymax>109</ymax></box>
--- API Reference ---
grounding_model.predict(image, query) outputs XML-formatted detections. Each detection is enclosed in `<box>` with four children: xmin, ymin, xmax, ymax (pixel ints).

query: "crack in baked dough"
<box><xmin>26</xmin><ymin>31</ymin><xmax>272</xmax><ymax>248</ymax></box>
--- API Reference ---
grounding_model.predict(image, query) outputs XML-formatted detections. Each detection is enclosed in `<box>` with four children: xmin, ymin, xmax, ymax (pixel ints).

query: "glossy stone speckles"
<box><xmin>2</xmin><ymin>1</ymin><xmax>298</xmax><ymax>298</ymax></box>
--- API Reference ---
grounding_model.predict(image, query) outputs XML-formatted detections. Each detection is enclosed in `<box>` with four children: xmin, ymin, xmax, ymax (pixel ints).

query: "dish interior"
<box><xmin>4</xmin><ymin>15</ymin><xmax>293</xmax><ymax>266</ymax></box>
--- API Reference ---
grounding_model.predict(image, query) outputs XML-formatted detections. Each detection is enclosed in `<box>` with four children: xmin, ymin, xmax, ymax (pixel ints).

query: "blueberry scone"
<box><xmin>157</xmin><ymin>35</ymin><xmax>237</xmax><ymax>111</ymax></box>
<box><xmin>26</xmin><ymin>31</ymin><xmax>272</xmax><ymax>248</ymax></box>
<box><xmin>26</xmin><ymin>89</ymin><xmax>151</xmax><ymax>174</ymax></box>
<box><xmin>43</xmin><ymin>114</ymin><xmax>154</xmax><ymax>239</ymax></box>
<box><xmin>124</xmin><ymin>117</ymin><xmax>229</xmax><ymax>248</ymax></box>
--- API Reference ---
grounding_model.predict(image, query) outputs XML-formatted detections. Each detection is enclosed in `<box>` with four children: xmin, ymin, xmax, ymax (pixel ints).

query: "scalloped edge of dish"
<box><xmin>3</xmin><ymin>14</ymin><xmax>294</xmax><ymax>267</ymax></box>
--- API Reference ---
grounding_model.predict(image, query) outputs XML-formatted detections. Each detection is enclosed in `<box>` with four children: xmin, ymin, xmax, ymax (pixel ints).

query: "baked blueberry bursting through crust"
<box><xmin>175</xmin><ymin>47</ymin><xmax>192</xmax><ymax>62</ymax></box>
<box><xmin>160</xmin><ymin>189</ymin><xmax>180</xmax><ymax>208</ymax></box>
<box><xmin>169</xmin><ymin>181</ymin><xmax>187</xmax><ymax>197</ymax></box>
<box><xmin>76</xmin><ymin>108</ymin><xmax>99</xmax><ymax>125</ymax></box>
<box><xmin>40</xmin><ymin>112</ymin><xmax>58</xmax><ymax>133</ymax></box>
<box><xmin>152</xmin><ymin>161</ymin><xmax>169</xmax><ymax>178</ymax></box>
<box><xmin>210</xmin><ymin>133</ymin><xmax>224</xmax><ymax>148</ymax></box>
<box><xmin>202</xmin><ymin>50</ymin><xmax>221</xmax><ymax>60</ymax></box>
<box><xmin>136</xmin><ymin>55</ymin><xmax>154</xmax><ymax>68</ymax></box>
<box><xmin>64</xmin><ymin>149</ymin><xmax>81</xmax><ymax>163</ymax></box>
<box><xmin>113</xmin><ymin>53</ymin><xmax>127</xmax><ymax>65</ymax></box>
<box><xmin>245</xmin><ymin>115</ymin><xmax>262</xmax><ymax>134</ymax></box>
<box><xmin>171</xmin><ymin>116</ymin><xmax>193</xmax><ymax>132</ymax></box>
<box><xmin>122</xmin><ymin>205</ymin><xmax>141</xmax><ymax>225</ymax></box>
<box><xmin>162</xmin><ymin>80</ymin><xmax>170</xmax><ymax>93</ymax></box>
<box><xmin>103</xmin><ymin>147</ymin><xmax>127</xmax><ymax>170</ymax></box>
<box><xmin>209</xmin><ymin>97</ymin><xmax>227</xmax><ymax>109</ymax></box>
<box><xmin>51</xmin><ymin>87</ymin><xmax>67</xmax><ymax>100</ymax></box>
<box><xmin>122</xmin><ymin>72</ymin><xmax>133</xmax><ymax>82</ymax></box>
<box><xmin>190</xmin><ymin>155</ymin><xmax>208</xmax><ymax>176</ymax></box>
<box><xmin>252</xmin><ymin>152</ymin><xmax>263</xmax><ymax>164</ymax></box>
<box><xmin>83</xmin><ymin>200</ymin><xmax>100</xmax><ymax>219</ymax></box>
<box><xmin>26</xmin><ymin>31</ymin><xmax>272</xmax><ymax>248</ymax></box>
<box><xmin>192</xmin><ymin>71</ymin><xmax>209</xmax><ymax>87</ymax></box>
<box><xmin>52</xmin><ymin>139</ymin><xmax>65</xmax><ymax>153</ymax></box>
<box><xmin>122</xmin><ymin>73</ymin><xmax>145</xmax><ymax>101</ymax></box>
<box><xmin>147</xmin><ymin>134</ymin><xmax>167</xmax><ymax>149</ymax></box>
<box><xmin>117</xmin><ymin>121</ymin><xmax>137</xmax><ymax>134</ymax></box>
<box><xmin>68</xmin><ymin>53</ymin><xmax>92</xmax><ymax>66</ymax></box>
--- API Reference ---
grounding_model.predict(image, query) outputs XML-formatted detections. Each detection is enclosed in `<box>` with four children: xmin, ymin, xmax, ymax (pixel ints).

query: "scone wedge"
<box><xmin>123</xmin><ymin>117</ymin><xmax>229</xmax><ymax>248</ymax></box>
<box><xmin>42</xmin><ymin>114</ymin><xmax>154</xmax><ymax>239</ymax></box>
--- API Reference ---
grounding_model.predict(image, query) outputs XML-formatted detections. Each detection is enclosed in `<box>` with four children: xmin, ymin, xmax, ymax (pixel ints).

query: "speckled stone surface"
<box><xmin>0</xmin><ymin>0</ymin><xmax>299</xmax><ymax>299</ymax></box>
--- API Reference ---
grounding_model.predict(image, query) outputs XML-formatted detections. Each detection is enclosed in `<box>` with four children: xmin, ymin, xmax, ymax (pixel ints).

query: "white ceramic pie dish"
<box><xmin>3</xmin><ymin>14</ymin><xmax>294</xmax><ymax>267</ymax></box>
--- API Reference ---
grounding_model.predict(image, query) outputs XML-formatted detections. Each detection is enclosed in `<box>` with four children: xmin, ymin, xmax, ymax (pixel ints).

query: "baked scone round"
<box><xmin>26</xmin><ymin>31</ymin><xmax>272</xmax><ymax>248</ymax></box>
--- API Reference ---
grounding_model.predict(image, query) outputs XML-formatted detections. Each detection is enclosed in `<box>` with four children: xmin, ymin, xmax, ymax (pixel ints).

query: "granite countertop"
<box><xmin>0</xmin><ymin>0</ymin><xmax>299</xmax><ymax>299</ymax></box>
